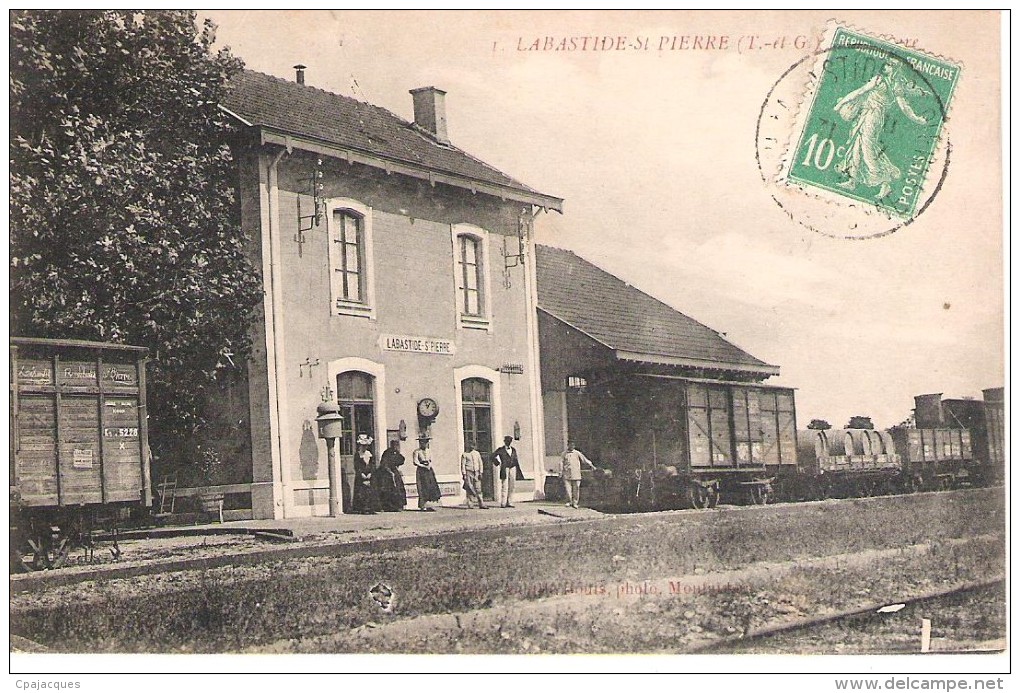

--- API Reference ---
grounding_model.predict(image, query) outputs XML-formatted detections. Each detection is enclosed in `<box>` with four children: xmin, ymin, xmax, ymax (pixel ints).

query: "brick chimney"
<box><xmin>410</xmin><ymin>87</ymin><xmax>449</xmax><ymax>144</ymax></box>
<box><xmin>294</xmin><ymin>64</ymin><xmax>306</xmax><ymax>85</ymax></box>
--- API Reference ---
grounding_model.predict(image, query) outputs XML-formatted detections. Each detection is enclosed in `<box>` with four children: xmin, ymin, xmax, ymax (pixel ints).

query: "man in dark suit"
<box><xmin>491</xmin><ymin>436</ymin><xmax>521</xmax><ymax>508</ymax></box>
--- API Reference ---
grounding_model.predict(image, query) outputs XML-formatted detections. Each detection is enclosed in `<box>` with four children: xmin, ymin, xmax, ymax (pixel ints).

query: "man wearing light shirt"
<box><xmin>460</xmin><ymin>442</ymin><xmax>487</xmax><ymax>509</ymax></box>
<box><xmin>561</xmin><ymin>441</ymin><xmax>596</xmax><ymax>509</ymax></box>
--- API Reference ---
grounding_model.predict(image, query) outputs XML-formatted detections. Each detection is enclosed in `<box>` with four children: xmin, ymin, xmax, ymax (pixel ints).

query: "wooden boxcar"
<box><xmin>913</xmin><ymin>389</ymin><xmax>1004</xmax><ymax>487</ymax></box>
<box><xmin>10</xmin><ymin>337</ymin><xmax>151</xmax><ymax>569</ymax></box>
<box><xmin>981</xmin><ymin>387</ymin><xmax>1006</xmax><ymax>484</ymax></box>
<box><xmin>888</xmin><ymin>427</ymin><xmax>976</xmax><ymax>490</ymax></box>
<box><xmin>575</xmin><ymin>376</ymin><xmax>798</xmax><ymax>510</ymax></box>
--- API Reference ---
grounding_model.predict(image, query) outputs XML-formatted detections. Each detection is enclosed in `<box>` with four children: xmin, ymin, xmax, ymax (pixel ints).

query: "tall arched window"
<box><xmin>337</xmin><ymin>371</ymin><xmax>375</xmax><ymax>458</ymax></box>
<box><xmin>333</xmin><ymin>210</ymin><xmax>365</xmax><ymax>303</ymax></box>
<box><xmin>451</xmin><ymin>224</ymin><xmax>491</xmax><ymax>330</ymax></box>
<box><xmin>458</xmin><ymin>235</ymin><xmax>483</xmax><ymax>317</ymax></box>
<box><xmin>327</xmin><ymin>198</ymin><xmax>375</xmax><ymax>319</ymax></box>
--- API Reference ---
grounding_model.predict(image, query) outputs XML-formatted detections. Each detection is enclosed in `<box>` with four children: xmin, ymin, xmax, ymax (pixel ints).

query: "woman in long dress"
<box><xmin>412</xmin><ymin>436</ymin><xmax>442</xmax><ymax>512</ymax></box>
<box><xmin>377</xmin><ymin>439</ymin><xmax>407</xmax><ymax>511</ymax></box>
<box><xmin>351</xmin><ymin>434</ymin><xmax>381</xmax><ymax>514</ymax></box>
<box><xmin>833</xmin><ymin>62</ymin><xmax>928</xmax><ymax>199</ymax></box>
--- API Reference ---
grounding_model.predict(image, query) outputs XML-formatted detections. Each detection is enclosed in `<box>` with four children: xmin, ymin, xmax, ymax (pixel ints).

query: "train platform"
<box><xmin>223</xmin><ymin>499</ymin><xmax>603</xmax><ymax>540</ymax></box>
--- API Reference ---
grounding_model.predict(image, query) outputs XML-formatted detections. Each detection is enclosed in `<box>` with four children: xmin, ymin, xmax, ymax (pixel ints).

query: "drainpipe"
<box><xmin>522</xmin><ymin>206</ymin><xmax>548</xmax><ymax>499</ymax></box>
<box><xmin>265</xmin><ymin>147</ymin><xmax>292</xmax><ymax>519</ymax></box>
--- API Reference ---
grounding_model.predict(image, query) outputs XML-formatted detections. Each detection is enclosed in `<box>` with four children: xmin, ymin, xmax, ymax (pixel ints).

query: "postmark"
<box><xmin>757</xmin><ymin>23</ymin><xmax>962</xmax><ymax>239</ymax></box>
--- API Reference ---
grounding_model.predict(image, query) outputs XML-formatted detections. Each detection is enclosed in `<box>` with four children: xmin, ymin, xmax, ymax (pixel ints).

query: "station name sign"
<box><xmin>379</xmin><ymin>334</ymin><xmax>456</xmax><ymax>356</ymax></box>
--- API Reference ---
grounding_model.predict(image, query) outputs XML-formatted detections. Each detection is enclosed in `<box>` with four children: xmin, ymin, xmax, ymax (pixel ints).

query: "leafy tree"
<box><xmin>890</xmin><ymin>413</ymin><xmax>916</xmax><ymax>430</ymax></box>
<box><xmin>846</xmin><ymin>416</ymin><xmax>875</xmax><ymax>430</ymax></box>
<box><xmin>10</xmin><ymin>10</ymin><xmax>263</xmax><ymax>472</ymax></box>
<box><xmin>807</xmin><ymin>419</ymin><xmax>832</xmax><ymax>430</ymax></box>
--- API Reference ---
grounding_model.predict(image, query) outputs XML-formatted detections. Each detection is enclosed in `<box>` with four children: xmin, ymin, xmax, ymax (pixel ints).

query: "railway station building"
<box><xmin>215</xmin><ymin>69</ymin><xmax>562</xmax><ymax>519</ymax></box>
<box><xmin>534</xmin><ymin>246</ymin><xmax>798</xmax><ymax>500</ymax></box>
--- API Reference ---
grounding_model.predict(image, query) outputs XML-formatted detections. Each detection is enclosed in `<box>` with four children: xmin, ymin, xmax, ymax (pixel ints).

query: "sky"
<box><xmin>202</xmin><ymin>10</ymin><xmax>1005</xmax><ymax>428</ymax></box>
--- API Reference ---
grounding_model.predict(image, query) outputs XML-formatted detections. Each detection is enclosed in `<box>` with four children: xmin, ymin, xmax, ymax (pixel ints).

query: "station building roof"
<box><xmin>223</xmin><ymin>70</ymin><xmax>562</xmax><ymax>211</ymax></box>
<box><xmin>536</xmin><ymin>245</ymin><xmax>780</xmax><ymax>377</ymax></box>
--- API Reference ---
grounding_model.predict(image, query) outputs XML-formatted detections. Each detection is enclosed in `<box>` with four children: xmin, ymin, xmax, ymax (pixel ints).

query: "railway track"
<box><xmin>10</xmin><ymin>486</ymin><xmax>1002</xmax><ymax>592</ymax></box>
<box><xmin>10</xmin><ymin>489</ymin><xmax>1003</xmax><ymax>654</ymax></box>
<box><xmin>690</xmin><ymin>577</ymin><xmax>1006</xmax><ymax>654</ymax></box>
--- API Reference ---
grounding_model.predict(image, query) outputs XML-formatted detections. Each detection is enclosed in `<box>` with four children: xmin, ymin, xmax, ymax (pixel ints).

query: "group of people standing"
<box><xmin>352</xmin><ymin>433</ymin><xmax>593</xmax><ymax>513</ymax></box>
<box><xmin>351</xmin><ymin>434</ymin><xmax>443</xmax><ymax>514</ymax></box>
<box><xmin>351</xmin><ymin>433</ymin><xmax>525</xmax><ymax>513</ymax></box>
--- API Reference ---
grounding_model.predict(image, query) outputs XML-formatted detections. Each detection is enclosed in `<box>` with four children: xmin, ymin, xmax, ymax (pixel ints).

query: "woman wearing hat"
<box><xmin>352</xmin><ymin>434</ymin><xmax>381</xmax><ymax>514</ymax></box>
<box><xmin>412</xmin><ymin>436</ymin><xmax>442</xmax><ymax>511</ymax></box>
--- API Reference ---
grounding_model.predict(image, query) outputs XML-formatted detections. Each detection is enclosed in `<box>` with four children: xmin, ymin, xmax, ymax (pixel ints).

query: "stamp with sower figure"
<box><xmin>759</xmin><ymin>23</ymin><xmax>962</xmax><ymax>238</ymax></box>
<box><xmin>784</xmin><ymin>25</ymin><xmax>960</xmax><ymax>219</ymax></box>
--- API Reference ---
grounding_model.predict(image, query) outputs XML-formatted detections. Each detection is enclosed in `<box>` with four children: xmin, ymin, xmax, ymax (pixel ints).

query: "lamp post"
<box><xmin>316</xmin><ymin>399</ymin><xmax>344</xmax><ymax>517</ymax></box>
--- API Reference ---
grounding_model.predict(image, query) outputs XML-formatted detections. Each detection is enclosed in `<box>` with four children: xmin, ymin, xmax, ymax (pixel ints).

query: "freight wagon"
<box><xmin>795</xmin><ymin>428</ymin><xmax>903</xmax><ymax>498</ymax></box>
<box><xmin>575</xmin><ymin>376</ymin><xmax>798</xmax><ymax>510</ymax></box>
<box><xmin>789</xmin><ymin>386</ymin><xmax>1005</xmax><ymax>499</ymax></box>
<box><xmin>10</xmin><ymin>337</ymin><xmax>151</xmax><ymax>570</ymax></box>
<box><xmin>982</xmin><ymin>388</ymin><xmax>1006</xmax><ymax>484</ymax></box>
<box><xmin>576</xmin><ymin>380</ymin><xmax>1002</xmax><ymax>511</ymax></box>
<box><xmin>914</xmin><ymin>389</ymin><xmax>1005</xmax><ymax>487</ymax></box>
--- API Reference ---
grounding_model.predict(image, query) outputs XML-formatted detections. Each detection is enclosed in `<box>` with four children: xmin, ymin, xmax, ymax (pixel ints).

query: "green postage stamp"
<box><xmin>783</xmin><ymin>25</ymin><xmax>961</xmax><ymax>219</ymax></box>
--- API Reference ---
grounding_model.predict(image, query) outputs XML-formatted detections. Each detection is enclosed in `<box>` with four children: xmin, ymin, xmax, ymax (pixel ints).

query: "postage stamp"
<box><xmin>781</xmin><ymin>26</ymin><xmax>961</xmax><ymax>220</ymax></box>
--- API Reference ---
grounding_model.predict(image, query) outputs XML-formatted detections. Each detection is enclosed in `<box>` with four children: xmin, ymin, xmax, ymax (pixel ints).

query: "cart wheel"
<box><xmin>687</xmin><ymin>485</ymin><xmax>710</xmax><ymax>510</ymax></box>
<box><xmin>707</xmin><ymin>485</ymin><xmax>720</xmax><ymax>509</ymax></box>
<box><xmin>749</xmin><ymin>485</ymin><xmax>773</xmax><ymax>505</ymax></box>
<box><xmin>25</xmin><ymin>536</ymin><xmax>54</xmax><ymax>571</ymax></box>
<box><xmin>23</xmin><ymin>528</ymin><xmax>71</xmax><ymax>571</ymax></box>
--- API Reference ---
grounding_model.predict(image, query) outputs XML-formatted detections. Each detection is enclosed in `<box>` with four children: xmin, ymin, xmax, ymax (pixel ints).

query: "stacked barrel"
<box><xmin>795</xmin><ymin>428</ymin><xmax>903</xmax><ymax>496</ymax></box>
<box><xmin>798</xmin><ymin>429</ymin><xmax>901</xmax><ymax>474</ymax></box>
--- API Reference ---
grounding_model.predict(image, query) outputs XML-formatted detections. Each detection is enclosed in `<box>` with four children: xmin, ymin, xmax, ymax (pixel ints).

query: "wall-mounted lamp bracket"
<box><xmin>502</xmin><ymin>207</ymin><xmax>531</xmax><ymax>289</ymax></box>
<box><xmin>299</xmin><ymin>357</ymin><xmax>321</xmax><ymax>378</ymax></box>
<box><xmin>296</xmin><ymin>159</ymin><xmax>327</xmax><ymax>254</ymax></box>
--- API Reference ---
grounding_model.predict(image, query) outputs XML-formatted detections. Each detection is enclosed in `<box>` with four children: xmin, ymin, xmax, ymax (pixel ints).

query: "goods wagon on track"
<box><xmin>10</xmin><ymin>337</ymin><xmax>152</xmax><ymax>570</ymax></box>
<box><xmin>575</xmin><ymin>382</ymin><xmax>1003</xmax><ymax>511</ymax></box>
<box><xmin>574</xmin><ymin>376</ymin><xmax>799</xmax><ymax>511</ymax></box>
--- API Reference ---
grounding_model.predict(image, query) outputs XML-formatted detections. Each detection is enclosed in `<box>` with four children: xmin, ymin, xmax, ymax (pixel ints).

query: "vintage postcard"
<box><xmin>8</xmin><ymin>9</ymin><xmax>1005</xmax><ymax>684</ymax></box>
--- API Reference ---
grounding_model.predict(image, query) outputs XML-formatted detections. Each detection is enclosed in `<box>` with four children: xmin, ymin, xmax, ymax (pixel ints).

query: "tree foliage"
<box><xmin>846</xmin><ymin>416</ymin><xmax>875</xmax><ymax>430</ymax></box>
<box><xmin>806</xmin><ymin>419</ymin><xmax>832</xmax><ymax>430</ymax></box>
<box><xmin>10</xmin><ymin>10</ymin><xmax>263</xmax><ymax>463</ymax></box>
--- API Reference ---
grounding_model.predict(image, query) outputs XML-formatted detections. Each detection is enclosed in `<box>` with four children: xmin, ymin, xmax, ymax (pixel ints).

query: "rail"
<box><xmin>689</xmin><ymin>577</ymin><xmax>1005</xmax><ymax>653</ymax></box>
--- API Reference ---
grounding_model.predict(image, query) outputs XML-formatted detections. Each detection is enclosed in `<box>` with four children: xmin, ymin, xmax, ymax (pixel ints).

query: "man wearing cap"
<box><xmin>491</xmin><ymin>436</ymin><xmax>521</xmax><ymax>508</ymax></box>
